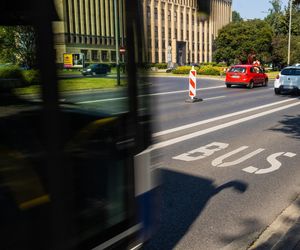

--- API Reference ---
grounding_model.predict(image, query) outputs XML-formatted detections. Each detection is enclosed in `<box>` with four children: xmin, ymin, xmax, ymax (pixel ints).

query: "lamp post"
<box><xmin>114</xmin><ymin>0</ymin><xmax>120</xmax><ymax>86</ymax></box>
<box><xmin>288</xmin><ymin>0</ymin><xmax>292</xmax><ymax>65</ymax></box>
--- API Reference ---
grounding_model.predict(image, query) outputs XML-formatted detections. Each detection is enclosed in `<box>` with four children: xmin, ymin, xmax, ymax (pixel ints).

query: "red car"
<box><xmin>225</xmin><ymin>65</ymin><xmax>268</xmax><ymax>89</ymax></box>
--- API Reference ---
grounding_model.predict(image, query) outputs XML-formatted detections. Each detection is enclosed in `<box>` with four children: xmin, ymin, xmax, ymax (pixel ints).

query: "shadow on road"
<box><xmin>144</xmin><ymin>169</ymin><xmax>248</xmax><ymax>250</ymax></box>
<box><xmin>270</xmin><ymin>114</ymin><xmax>300</xmax><ymax>140</ymax></box>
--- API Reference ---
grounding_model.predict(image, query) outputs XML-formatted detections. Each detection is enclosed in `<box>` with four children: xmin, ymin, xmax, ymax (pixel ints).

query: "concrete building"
<box><xmin>53</xmin><ymin>0</ymin><xmax>126</xmax><ymax>67</ymax></box>
<box><xmin>142</xmin><ymin>0</ymin><xmax>232</xmax><ymax>65</ymax></box>
<box><xmin>52</xmin><ymin>0</ymin><xmax>232</xmax><ymax>66</ymax></box>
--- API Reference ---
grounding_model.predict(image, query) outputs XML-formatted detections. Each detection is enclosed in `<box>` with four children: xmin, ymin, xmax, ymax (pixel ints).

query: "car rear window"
<box><xmin>281</xmin><ymin>68</ymin><xmax>300</xmax><ymax>75</ymax></box>
<box><xmin>228</xmin><ymin>67</ymin><xmax>246</xmax><ymax>73</ymax></box>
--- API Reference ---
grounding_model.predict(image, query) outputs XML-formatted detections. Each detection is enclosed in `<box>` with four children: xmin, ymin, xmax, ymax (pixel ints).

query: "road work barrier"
<box><xmin>186</xmin><ymin>66</ymin><xmax>202</xmax><ymax>103</ymax></box>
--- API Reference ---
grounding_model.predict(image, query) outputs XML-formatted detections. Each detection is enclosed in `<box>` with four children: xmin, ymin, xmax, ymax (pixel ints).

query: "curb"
<box><xmin>248</xmin><ymin>194</ymin><xmax>300</xmax><ymax>250</ymax></box>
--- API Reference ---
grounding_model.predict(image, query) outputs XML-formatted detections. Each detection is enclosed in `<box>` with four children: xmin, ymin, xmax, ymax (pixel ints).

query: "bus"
<box><xmin>0</xmin><ymin>0</ymin><xmax>157</xmax><ymax>249</ymax></box>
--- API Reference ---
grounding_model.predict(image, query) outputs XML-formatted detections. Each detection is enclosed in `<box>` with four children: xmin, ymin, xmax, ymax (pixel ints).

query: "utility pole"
<box><xmin>288</xmin><ymin>0</ymin><xmax>292</xmax><ymax>65</ymax></box>
<box><xmin>114</xmin><ymin>0</ymin><xmax>120</xmax><ymax>85</ymax></box>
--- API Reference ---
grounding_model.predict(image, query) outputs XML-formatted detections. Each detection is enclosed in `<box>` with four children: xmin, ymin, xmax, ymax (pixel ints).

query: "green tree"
<box><xmin>232</xmin><ymin>11</ymin><xmax>243</xmax><ymax>23</ymax></box>
<box><xmin>213</xmin><ymin>20</ymin><xmax>273</xmax><ymax>65</ymax></box>
<box><xmin>0</xmin><ymin>26</ymin><xmax>37</xmax><ymax>68</ymax></box>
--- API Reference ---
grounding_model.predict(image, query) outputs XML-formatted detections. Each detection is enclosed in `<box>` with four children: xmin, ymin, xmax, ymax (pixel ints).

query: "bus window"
<box><xmin>0</xmin><ymin>0</ymin><xmax>153</xmax><ymax>249</ymax></box>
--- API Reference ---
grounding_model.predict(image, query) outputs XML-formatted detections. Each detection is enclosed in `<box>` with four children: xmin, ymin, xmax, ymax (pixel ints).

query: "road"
<box><xmin>65</xmin><ymin>76</ymin><xmax>300</xmax><ymax>250</ymax></box>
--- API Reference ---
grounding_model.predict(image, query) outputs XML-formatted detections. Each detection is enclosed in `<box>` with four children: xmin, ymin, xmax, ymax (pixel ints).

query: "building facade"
<box><xmin>53</xmin><ymin>0</ymin><xmax>232</xmax><ymax>66</ymax></box>
<box><xmin>53</xmin><ymin>0</ymin><xmax>126</xmax><ymax>67</ymax></box>
<box><xmin>142</xmin><ymin>0</ymin><xmax>232</xmax><ymax>65</ymax></box>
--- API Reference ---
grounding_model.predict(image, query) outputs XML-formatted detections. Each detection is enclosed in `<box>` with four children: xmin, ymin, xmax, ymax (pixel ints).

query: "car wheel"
<box><xmin>264</xmin><ymin>79</ymin><xmax>268</xmax><ymax>87</ymax></box>
<box><xmin>247</xmin><ymin>80</ymin><xmax>254</xmax><ymax>89</ymax></box>
<box><xmin>274</xmin><ymin>88</ymin><xmax>281</xmax><ymax>95</ymax></box>
<box><xmin>226</xmin><ymin>84</ymin><xmax>231</xmax><ymax>88</ymax></box>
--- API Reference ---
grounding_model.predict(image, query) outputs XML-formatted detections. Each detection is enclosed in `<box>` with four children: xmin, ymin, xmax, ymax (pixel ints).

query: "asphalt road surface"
<box><xmin>64</xmin><ymin>76</ymin><xmax>300</xmax><ymax>250</ymax></box>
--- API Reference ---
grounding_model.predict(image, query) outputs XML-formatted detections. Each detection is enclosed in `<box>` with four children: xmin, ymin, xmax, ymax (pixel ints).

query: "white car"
<box><xmin>274</xmin><ymin>66</ymin><xmax>300</xmax><ymax>95</ymax></box>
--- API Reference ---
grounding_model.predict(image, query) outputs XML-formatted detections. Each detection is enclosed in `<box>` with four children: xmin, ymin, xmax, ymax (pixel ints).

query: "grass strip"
<box><xmin>14</xmin><ymin>77</ymin><xmax>126</xmax><ymax>95</ymax></box>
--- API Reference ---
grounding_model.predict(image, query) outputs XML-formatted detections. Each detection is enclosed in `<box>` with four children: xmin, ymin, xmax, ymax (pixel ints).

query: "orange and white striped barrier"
<box><xmin>186</xmin><ymin>66</ymin><xmax>202</xmax><ymax>103</ymax></box>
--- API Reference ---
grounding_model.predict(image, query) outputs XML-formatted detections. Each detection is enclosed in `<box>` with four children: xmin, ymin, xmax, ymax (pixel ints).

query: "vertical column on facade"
<box><xmin>74</xmin><ymin>0</ymin><xmax>79</xmax><ymax>39</ymax></box>
<box><xmin>143</xmin><ymin>0</ymin><xmax>148</xmax><ymax>61</ymax></box>
<box><xmin>158</xmin><ymin>0</ymin><xmax>162</xmax><ymax>63</ymax></box>
<box><xmin>95</xmin><ymin>0</ymin><xmax>100</xmax><ymax>43</ymax></box>
<box><xmin>215</xmin><ymin>0</ymin><xmax>219</xmax><ymax>34</ymax></box>
<box><xmin>105</xmin><ymin>0</ymin><xmax>110</xmax><ymax>44</ymax></box>
<box><xmin>171</xmin><ymin>2</ymin><xmax>175</xmax><ymax>63</ymax></box>
<box><xmin>209</xmin><ymin>9</ymin><xmax>213</xmax><ymax>62</ymax></box>
<box><xmin>199</xmin><ymin>21</ymin><xmax>203</xmax><ymax>63</ymax></box>
<box><xmin>79</xmin><ymin>0</ymin><xmax>85</xmax><ymax>43</ymax></box>
<box><xmin>222</xmin><ymin>0</ymin><xmax>225</xmax><ymax>28</ymax></box>
<box><xmin>229</xmin><ymin>1</ymin><xmax>232</xmax><ymax>22</ymax></box>
<box><xmin>100</xmin><ymin>0</ymin><xmax>105</xmax><ymax>42</ymax></box>
<box><xmin>86</xmin><ymin>0</ymin><xmax>91</xmax><ymax>40</ymax></box>
<box><xmin>177</xmin><ymin>6</ymin><xmax>181</xmax><ymax>41</ymax></box>
<box><xmin>204</xmin><ymin>20</ymin><xmax>208</xmax><ymax>63</ymax></box>
<box><xmin>67</xmin><ymin>0</ymin><xmax>74</xmax><ymax>39</ymax></box>
<box><xmin>110</xmin><ymin>0</ymin><xmax>115</xmax><ymax>39</ymax></box>
<box><xmin>212</xmin><ymin>0</ymin><xmax>217</xmax><ymax>39</ymax></box>
<box><xmin>150</xmin><ymin>0</ymin><xmax>155</xmax><ymax>63</ymax></box>
<box><xmin>188</xmin><ymin>7</ymin><xmax>192</xmax><ymax>63</ymax></box>
<box><xmin>119</xmin><ymin>0</ymin><xmax>125</xmax><ymax>46</ymax></box>
<box><xmin>194</xmin><ymin>8</ymin><xmax>198</xmax><ymax>63</ymax></box>
<box><xmin>90</xmin><ymin>0</ymin><xmax>96</xmax><ymax>44</ymax></box>
<box><xmin>164</xmin><ymin>3</ymin><xmax>169</xmax><ymax>63</ymax></box>
<box><xmin>183</xmin><ymin>5</ymin><xmax>187</xmax><ymax>41</ymax></box>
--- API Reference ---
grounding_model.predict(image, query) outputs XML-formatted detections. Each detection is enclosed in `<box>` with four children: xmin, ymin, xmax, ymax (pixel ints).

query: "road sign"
<box><xmin>120</xmin><ymin>46</ymin><xmax>126</xmax><ymax>54</ymax></box>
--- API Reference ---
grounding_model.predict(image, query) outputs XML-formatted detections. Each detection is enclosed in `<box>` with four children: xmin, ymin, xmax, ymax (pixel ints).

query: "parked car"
<box><xmin>274</xmin><ymin>66</ymin><xmax>300</xmax><ymax>95</ymax></box>
<box><xmin>225</xmin><ymin>65</ymin><xmax>268</xmax><ymax>89</ymax></box>
<box><xmin>82</xmin><ymin>64</ymin><xmax>110</xmax><ymax>76</ymax></box>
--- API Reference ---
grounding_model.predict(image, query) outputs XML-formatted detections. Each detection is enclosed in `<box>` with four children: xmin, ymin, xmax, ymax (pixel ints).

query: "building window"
<box><xmin>162</xmin><ymin>27</ymin><xmax>165</xmax><ymax>38</ymax></box>
<box><xmin>162</xmin><ymin>40</ymin><xmax>165</xmax><ymax>49</ymax></box>
<box><xmin>155</xmin><ymin>26</ymin><xmax>158</xmax><ymax>37</ymax></box>
<box><xmin>155</xmin><ymin>40</ymin><xmax>158</xmax><ymax>49</ymax></box>
<box><xmin>155</xmin><ymin>8</ymin><xmax>158</xmax><ymax>19</ymax></box>
<box><xmin>101</xmin><ymin>50</ymin><xmax>108</xmax><ymax>61</ymax></box>
<box><xmin>92</xmin><ymin>50</ymin><xmax>98</xmax><ymax>61</ymax></box>
<box><xmin>147</xmin><ymin>7</ymin><xmax>151</xmax><ymax>19</ymax></box>
<box><xmin>162</xmin><ymin>9</ymin><xmax>165</xmax><ymax>20</ymax></box>
<box><xmin>174</xmin><ymin>11</ymin><xmax>177</xmax><ymax>22</ymax></box>
<box><xmin>147</xmin><ymin>25</ymin><xmax>151</xmax><ymax>36</ymax></box>
<box><xmin>155</xmin><ymin>52</ymin><xmax>159</xmax><ymax>63</ymax></box>
<box><xmin>81</xmin><ymin>49</ymin><xmax>89</xmax><ymax>61</ymax></box>
<box><xmin>175</xmin><ymin>29</ymin><xmax>177</xmax><ymax>39</ymax></box>
<box><xmin>111</xmin><ymin>51</ymin><xmax>116</xmax><ymax>62</ymax></box>
<box><xmin>181</xmin><ymin>12</ymin><xmax>183</xmax><ymax>22</ymax></box>
<box><xmin>168</xmin><ymin>28</ymin><xmax>171</xmax><ymax>39</ymax></box>
<box><xmin>168</xmin><ymin>10</ymin><xmax>171</xmax><ymax>21</ymax></box>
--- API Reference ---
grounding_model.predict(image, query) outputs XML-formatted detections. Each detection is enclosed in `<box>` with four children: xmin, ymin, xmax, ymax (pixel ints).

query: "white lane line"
<box><xmin>152</xmin><ymin>98</ymin><xmax>296</xmax><ymax>137</ymax></box>
<box><xmin>140</xmin><ymin>85</ymin><xmax>224</xmax><ymax>97</ymax></box>
<box><xmin>77</xmin><ymin>85</ymin><xmax>225</xmax><ymax>103</ymax></box>
<box><xmin>78</xmin><ymin>96</ymin><xmax>127</xmax><ymax>104</ymax></box>
<box><xmin>150</xmin><ymin>101</ymin><xmax>300</xmax><ymax>151</ymax></box>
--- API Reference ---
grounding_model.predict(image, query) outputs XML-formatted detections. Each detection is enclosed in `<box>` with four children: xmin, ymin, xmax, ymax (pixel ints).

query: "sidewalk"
<box><xmin>248</xmin><ymin>194</ymin><xmax>300</xmax><ymax>250</ymax></box>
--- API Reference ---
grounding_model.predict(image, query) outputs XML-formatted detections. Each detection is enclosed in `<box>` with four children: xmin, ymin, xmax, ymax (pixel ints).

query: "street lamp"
<box><xmin>287</xmin><ymin>0</ymin><xmax>292</xmax><ymax>65</ymax></box>
<box><xmin>114</xmin><ymin>0</ymin><xmax>120</xmax><ymax>86</ymax></box>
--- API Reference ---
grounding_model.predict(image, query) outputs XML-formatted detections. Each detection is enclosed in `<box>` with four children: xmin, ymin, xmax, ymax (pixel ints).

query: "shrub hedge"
<box><xmin>22</xmin><ymin>70</ymin><xmax>41</xmax><ymax>85</ymax></box>
<box><xmin>154</xmin><ymin>63</ymin><xmax>168</xmax><ymax>69</ymax></box>
<box><xmin>172</xmin><ymin>65</ymin><xmax>225</xmax><ymax>75</ymax></box>
<box><xmin>0</xmin><ymin>66</ymin><xmax>23</xmax><ymax>80</ymax></box>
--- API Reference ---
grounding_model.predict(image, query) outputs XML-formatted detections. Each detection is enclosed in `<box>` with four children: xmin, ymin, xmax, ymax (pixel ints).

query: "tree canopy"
<box><xmin>0</xmin><ymin>26</ymin><xmax>37</xmax><ymax>69</ymax></box>
<box><xmin>213</xmin><ymin>20</ymin><xmax>273</xmax><ymax>65</ymax></box>
<box><xmin>214</xmin><ymin>1</ymin><xmax>300</xmax><ymax>67</ymax></box>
